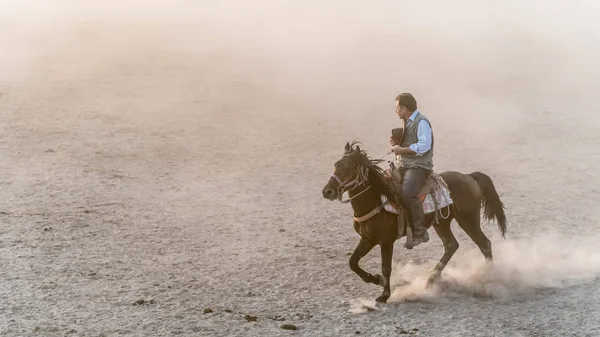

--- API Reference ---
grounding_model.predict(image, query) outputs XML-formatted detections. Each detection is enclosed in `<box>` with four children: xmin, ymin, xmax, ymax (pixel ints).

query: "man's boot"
<box><xmin>404</xmin><ymin>202</ymin><xmax>429</xmax><ymax>248</ymax></box>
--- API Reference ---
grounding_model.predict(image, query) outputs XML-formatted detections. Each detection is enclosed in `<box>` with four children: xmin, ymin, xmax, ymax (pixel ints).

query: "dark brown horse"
<box><xmin>322</xmin><ymin>141</ymin><xmax>507</xmax><ymax>303</ymax></box>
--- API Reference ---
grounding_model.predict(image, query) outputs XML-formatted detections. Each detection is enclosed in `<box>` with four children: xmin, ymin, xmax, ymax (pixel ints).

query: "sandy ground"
<box><xmin>1</xmin><ymin>1</ymin><xmax>600</xmax><ymax>336</ymax></box>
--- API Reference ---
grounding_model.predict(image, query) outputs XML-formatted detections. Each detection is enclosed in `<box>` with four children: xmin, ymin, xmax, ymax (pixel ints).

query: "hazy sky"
<box><xmin>2</xmin><ymin>0</ymin><xmax>599</xmax><ymax>137</ymax></box>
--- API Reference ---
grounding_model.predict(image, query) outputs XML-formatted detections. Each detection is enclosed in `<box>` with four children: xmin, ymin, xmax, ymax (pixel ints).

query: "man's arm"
<box><xmin>392</xmin><ymin>120</ymin><xmax>432</xmax><ymax>156</ymax></box>
<box><xmin>392</xmin><ymin>145</ymin><xmax>416</xmax><ymax>155</ymax></box>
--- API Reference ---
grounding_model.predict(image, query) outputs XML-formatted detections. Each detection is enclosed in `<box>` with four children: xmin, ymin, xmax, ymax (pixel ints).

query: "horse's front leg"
<box><xmin>349</xmin><ymin>237</ymin><xmax>379</xmax><ymax>285</ymax></box>
<box><xmin>375</xmin><ymin>241</ymin><xmax>393</xmax><ymax>303</ymax></box>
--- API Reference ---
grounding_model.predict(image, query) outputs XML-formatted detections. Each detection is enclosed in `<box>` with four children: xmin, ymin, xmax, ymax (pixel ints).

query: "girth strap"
<box><xmin>353</xmin><ymin>205</ymin><xmax>383</xmax><ymax>223</ymax></box>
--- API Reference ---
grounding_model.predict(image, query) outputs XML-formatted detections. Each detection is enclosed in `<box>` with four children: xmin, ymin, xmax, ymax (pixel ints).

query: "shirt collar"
<box><xmin>406</xmin><ymin>110</ymin><xmax>420</xmax><ymax>122</ymax></box>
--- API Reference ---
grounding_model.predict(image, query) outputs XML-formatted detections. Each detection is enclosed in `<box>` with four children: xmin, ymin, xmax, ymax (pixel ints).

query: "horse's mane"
<box><xmin>346</xmin><ymin>140</ymin><xmax>402</xmax><ymax>203</ymax></box>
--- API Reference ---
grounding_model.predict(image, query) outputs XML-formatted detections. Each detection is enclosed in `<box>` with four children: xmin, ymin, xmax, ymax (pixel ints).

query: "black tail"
<box><xmin>469</xmin><ymin>171</ymin><xmax>508</xmax><ymax>238</ymax></box>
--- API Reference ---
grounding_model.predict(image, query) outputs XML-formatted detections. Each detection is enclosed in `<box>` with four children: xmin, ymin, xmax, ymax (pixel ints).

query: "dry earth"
<box><xmin>1</xmin><ymin>1</ymin><xmax>600</xmax><ymax>336</ymax></box>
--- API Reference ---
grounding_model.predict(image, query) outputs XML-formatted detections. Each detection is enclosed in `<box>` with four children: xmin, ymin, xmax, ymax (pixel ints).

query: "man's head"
<box><xmin>395</xmin><ymin>93</ymin><xmax>417</xmax><ymax>119</ymax></box>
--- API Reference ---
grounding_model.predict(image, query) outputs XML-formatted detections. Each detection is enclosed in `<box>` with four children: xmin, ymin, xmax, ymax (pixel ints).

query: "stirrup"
<box><xmin>404</xmin><ymin>230</ymin><xmax>429</xmax><ymax>249</ymax></box>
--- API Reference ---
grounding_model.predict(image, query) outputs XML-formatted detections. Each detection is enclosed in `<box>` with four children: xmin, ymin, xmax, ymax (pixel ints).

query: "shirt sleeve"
<box><xmin>408</xmin><ymin>120</ymin><xmax>432</xmax><ymax>156</ymax></box>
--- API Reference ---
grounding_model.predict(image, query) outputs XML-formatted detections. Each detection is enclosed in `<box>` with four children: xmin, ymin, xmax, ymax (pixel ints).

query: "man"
<box><xmin>390</xmin><ymin>93</ymin><xmax>433</xmax><ymax>247</ymax></box>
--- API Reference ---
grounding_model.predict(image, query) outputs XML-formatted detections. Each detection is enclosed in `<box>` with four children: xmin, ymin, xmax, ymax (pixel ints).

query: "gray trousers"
<box><xmin>400</xmin><ymin>168</ymin><xmax>432</xmax><ymax>233</ymax></box>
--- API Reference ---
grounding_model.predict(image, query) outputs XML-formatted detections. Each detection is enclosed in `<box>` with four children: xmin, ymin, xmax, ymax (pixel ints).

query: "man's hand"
<box><xmin>389</xmin><ymin>136</ymin><xmax>399</xmax><ymax>146</ymax></box>
<box><xmin>392</xmin><ymin>145</ymin><xmax>416</xmax><ymax>156</ymax></box>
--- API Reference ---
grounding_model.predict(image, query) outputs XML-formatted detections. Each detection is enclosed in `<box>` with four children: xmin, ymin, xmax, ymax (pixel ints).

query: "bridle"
<box><xmin>330</xmin><ymin>161</ymin><xmax>370</xmax><ymax>204</ymax></box>
<box><xmin>330</xmin><ymin>149</ymin><xmax>393</xmax><ymax>204</ymax></box>
<box><xmin>329</xmin><ymin>149</ymin><xmax>396</xmax><ymax>223</ymax></box>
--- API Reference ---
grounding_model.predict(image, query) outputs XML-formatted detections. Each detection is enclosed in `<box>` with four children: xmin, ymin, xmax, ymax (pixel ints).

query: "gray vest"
<box><xmin>398</xmin><ymin>111</ymin><xmax>434</xmax><ymax>170</ymax></box>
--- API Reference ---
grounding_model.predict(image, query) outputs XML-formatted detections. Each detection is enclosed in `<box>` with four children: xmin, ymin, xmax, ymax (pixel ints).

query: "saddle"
<box><xmin>382</xmin><ymin>167</ymin><xmax>454</xmax><ymax>249</ymax></box>
<box><xmin>388</xmin><ymin>168</ymin><xmax>438</xmax><ymax>199</ymax></box>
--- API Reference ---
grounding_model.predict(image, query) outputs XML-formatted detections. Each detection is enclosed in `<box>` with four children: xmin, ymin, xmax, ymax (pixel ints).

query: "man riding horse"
<box><xmin>322</xmin><ymin>94</ymin><xmax>507</xmax><ymax>302</ymax></box>
<box><xmin>389</xmin><ymin>93</ymin><xmax>433</xmax><ymax>247</ymax></box>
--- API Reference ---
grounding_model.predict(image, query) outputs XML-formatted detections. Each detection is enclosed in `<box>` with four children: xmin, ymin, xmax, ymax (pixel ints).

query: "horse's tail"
<box><xmin>469</xmin><ymin>171</ymin><xmax>507</xmax><ymax>238</ymax></box>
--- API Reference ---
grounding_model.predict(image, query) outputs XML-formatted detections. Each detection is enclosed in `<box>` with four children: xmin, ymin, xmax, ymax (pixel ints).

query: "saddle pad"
<box><xmin>422</xmin><ymin>184</ymin><xmax>453</xmax><ymax>214</ymax></box>
<box><xmin>380</xmin><ymin>183</ymin><xmax>453</xmax><ymax>215</ymax></box>
<box><xmin>381</xmin><ymin>195</ymin><xmax>399</xmax><ymax>214</ymax></box>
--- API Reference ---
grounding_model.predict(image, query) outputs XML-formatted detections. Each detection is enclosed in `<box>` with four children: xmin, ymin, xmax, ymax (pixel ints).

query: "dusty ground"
<box><xmin>1</xmin><ymin>1</ymin><xmax>600</xmax><ymax>336</ymax></box>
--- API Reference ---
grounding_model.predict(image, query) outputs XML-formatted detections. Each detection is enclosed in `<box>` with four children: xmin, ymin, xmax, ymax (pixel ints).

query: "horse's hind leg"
<box><xmin>427</xmin><ymin>217</ymin><xmax>458</xmax><ymax>287</ymax></box>
<box><xmin>456</xmin><ymin>210</ymin><xmax>493</xmax><ymax>261</ymax></box>
<box><xmin>349</xmin><ymin>238</ymin><xmax>379</xmax><ymax>285</ymax></box>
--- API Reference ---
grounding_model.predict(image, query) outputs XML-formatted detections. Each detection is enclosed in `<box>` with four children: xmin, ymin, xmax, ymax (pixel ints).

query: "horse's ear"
<box><xmin>355</xmin><ymin>145</ymin><xmax>361</xmax><ymax>153</ymax></box>
<box><xmin>345</xmin><ymin>142</ymin><xmax>350</xmax><ymax>152</ymax></box>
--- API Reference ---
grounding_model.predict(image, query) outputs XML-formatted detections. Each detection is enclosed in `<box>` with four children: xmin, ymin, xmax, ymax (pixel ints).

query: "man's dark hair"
<box><xmin>395</xmin><ymin>93</ymin><xmax>417</xmax><ymax>112</ymax></box>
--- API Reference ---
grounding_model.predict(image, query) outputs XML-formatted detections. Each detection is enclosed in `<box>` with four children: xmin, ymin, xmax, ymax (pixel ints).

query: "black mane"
<box><xmin>346</xmin><ymin>140</ymin><xmax>401</xmax><ymax>203</ymax></box>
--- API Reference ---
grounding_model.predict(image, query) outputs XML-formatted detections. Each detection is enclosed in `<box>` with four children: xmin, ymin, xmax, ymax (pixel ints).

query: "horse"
<box><xmin>321</xmin><ymin>141</ymin><xmax>507</xmax><ymax>303</ymax></box>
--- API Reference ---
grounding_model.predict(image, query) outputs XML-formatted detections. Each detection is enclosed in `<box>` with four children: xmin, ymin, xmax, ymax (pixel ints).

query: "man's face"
<box><xmin>395</xmin><ymin>100</ymin><xmax>407</xmax><ymax>119</ymax></box>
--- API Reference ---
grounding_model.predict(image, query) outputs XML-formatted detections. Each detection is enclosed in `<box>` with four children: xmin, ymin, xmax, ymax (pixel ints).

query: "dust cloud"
<box><xmin>349</xmin><ymin>232</ymin><xmax>600</xmax><ymax>317</ymax></box>
<box><xmin>368</xmin><ymin>232</ymin><xmax>600</xmax><ymax>307</ymax></box>
<box><xmin>2</xmin><ymin>1</ymin><xmax>600</xmax><ymax>150</ymax></box>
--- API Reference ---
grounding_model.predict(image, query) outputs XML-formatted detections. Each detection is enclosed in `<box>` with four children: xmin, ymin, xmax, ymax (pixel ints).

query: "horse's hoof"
<box><xmin>375</xmin><ymin>295</ymin><xmax>389</xmax><ymax>303</ymax></box>
<box><xmin>426</xmin><ymin>274</ymin><xmax>440</xmax><ymax>288</ymax></box>
<box><xmin>426</xmin><ymin>278</ymin><xmax>434</xmax><ymax>288</ymax></box>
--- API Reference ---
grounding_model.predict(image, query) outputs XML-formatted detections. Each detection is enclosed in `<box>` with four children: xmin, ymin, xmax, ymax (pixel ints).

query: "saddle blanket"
<box><xmin>381</xmin><ymin>183</ymin><xmax>453</xmax><ymax>215</ymax></box>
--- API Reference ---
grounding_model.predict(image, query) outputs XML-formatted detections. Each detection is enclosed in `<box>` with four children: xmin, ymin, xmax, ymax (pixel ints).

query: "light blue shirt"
<box><xmin>405</xmin><ymin>110</ymin><xmax>432</xmax><ymax>156</ymax></box>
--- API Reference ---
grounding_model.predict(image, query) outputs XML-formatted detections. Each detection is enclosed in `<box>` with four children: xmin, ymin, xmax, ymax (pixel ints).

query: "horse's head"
<box><xmin>322</xmin><ymin>142</ymin><xmax>369</xmax><ymax>201</ymax></box>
